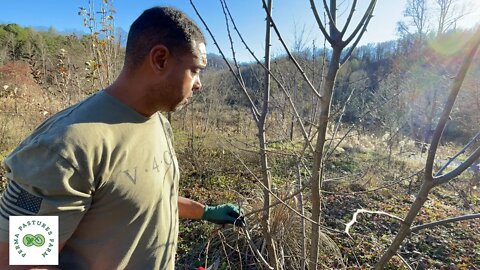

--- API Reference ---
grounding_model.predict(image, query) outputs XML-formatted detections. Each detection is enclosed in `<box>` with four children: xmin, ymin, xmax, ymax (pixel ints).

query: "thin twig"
<box><xmin>397</xmin><ymin>253</ymin><xmax>413</xmax><ymax>270</ymax></box>
<box><xmin>241</xmin><ymin>227</ymin><xmax>274</xmax><ymax>269</ymax></box>
<box><xmin>219</xmin><ymin>0</ymin><xmax>246</xmax><ymax>88</ymax></box>
<box><xmin>261</xmin><ymin>0</ymin><xmax>323</xmax><ymax>100</ymax></box>
<box><xmin>189</xmin><ymin>0</ymin><xmax>260</xmax><ymax>122</ymax></box>
<box><xmin>227</xmin><ymin>144</ymin><xmax>321</xmax><ymax>226</ymax></box>
<box><xmin>435</xmin><ymin>131</ymin><xmax>480</xmax><ymax>176</ymax></box>
<box><xmin>323</xmin><ymin>169</ymin><xmax>423</xmax><ymax>196</ymax></box>
<box><xmin>341</xmin><ymin>1</ymin><xmax>377</xmax><ymax>64</ymax></box>
<box><xmin>434</xmin><ymin>142</ymin><xmax>480</xmax><ymax>186</ymax></box>
<box><xmin>217</xmin><ymin>230</ymin><xmax>233</xmax><ymax>269</ymax></box>
<box><xmin>324</xmin><ymin>86</ymin><xmax>356</xmax><ymax>159</ymax></box>
<box><xmin>343</xmin><ymin>0</ymin><xmax>377</xmax><ymax>46</ymax></box>
<box><xmin>340</xmin><ymin>0</ymin><xmax>358</xmax><ymax>35</ymax></box>
<box><xmin>309</xmin><ymin>0</ymin><xmax>333</xmax><ymax>44</ymax></box>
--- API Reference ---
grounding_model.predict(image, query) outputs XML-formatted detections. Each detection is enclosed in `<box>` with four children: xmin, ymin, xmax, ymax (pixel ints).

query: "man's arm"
<box><xmin>178</xmin><ymin>197</ymin><xmax>244</xmax><ymax>226</ymax></box>
<box><xmin>0</xmin><ymin>242</ymin><xmax>66</xmax><ymax>270</ymax></box>
<box><xmin>178</xmin><ymin>196</ymin><xmax>205</xmax><ymax>220</ymax></box>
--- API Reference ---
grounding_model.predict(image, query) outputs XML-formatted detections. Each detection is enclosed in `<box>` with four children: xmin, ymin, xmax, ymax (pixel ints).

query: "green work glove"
<box><xmin>202</xmin><ymin>203</ymin><xmax>245</xmax><ymax>227</ymax></box>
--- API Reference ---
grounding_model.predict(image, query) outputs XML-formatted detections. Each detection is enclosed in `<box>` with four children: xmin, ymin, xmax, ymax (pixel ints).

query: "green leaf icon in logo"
<box><xmin>23</xmin><ymin>234</ymin><xmax>45</xmax><ymax>247</ymax></box>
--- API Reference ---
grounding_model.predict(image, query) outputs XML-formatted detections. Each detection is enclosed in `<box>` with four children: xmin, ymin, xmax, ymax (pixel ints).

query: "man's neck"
<box><xmin>105</xmin><ymin>70</ymin><xmax>155</xmax><ymax>117</ymax></box>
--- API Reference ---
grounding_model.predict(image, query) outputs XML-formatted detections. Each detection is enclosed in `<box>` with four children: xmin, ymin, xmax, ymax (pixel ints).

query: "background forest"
<box><xmin>0</xmin><ymin>0</ymin><xmax>479</xmax><ymax>269</ymax></box>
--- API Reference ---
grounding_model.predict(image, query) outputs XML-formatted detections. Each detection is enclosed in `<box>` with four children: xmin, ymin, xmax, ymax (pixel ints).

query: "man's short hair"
<box><xmin>125</xmin><ymin>6</ymin><xmax>205</xmax><ymax>68</ymax></box>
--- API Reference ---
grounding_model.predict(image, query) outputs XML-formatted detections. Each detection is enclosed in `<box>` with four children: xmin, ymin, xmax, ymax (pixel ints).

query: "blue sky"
<box><xmin>1</xmin><ymin>0</ymin><xmax>479</xmax><ymax>62</ymax></box>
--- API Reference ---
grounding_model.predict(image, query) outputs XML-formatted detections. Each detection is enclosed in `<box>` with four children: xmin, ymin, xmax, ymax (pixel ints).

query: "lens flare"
<box><xmin>428</xmin><ymin>32</ymin><xmax>470</xmax><ymax>56</ymax></box>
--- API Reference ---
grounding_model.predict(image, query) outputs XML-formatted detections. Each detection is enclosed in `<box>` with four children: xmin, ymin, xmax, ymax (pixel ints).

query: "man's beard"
<box><xmin>172</xmin><ymin>104</ymin><xmax>185</xmax><ymax>112</ymax></box>
<box><xmin>172</xmin><ymin>98</ymin><xmax>190</xmax><ymax>112</ymax></box>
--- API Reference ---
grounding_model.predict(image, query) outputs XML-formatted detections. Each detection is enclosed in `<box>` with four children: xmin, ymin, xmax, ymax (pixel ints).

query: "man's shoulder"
<box><xmin>8</xmin><ymin>92</ymin><xmax>109</xmax><ymax>155</ymax></box>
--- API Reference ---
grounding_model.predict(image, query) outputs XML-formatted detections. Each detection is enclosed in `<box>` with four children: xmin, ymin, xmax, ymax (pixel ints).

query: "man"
<box><xmin>0</xmin><ymin>6</ymin><xmax>242</xmax><ymax>269</ymax></box>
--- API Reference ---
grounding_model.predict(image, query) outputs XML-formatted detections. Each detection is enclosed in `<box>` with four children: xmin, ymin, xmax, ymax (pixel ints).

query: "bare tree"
<box><xmin>435</xmin><ymin>0</ymin><xmax>468</xmax><ymax>34</ymax></box>
<box><xmin>307</xmin><ymin>1</ymin><xmax>377</xmax><ymax>268</ymax></box>
<box><xmin>191</xmin><ymin>0</ymin><xmax>281</xmax><ymax>268</ymax></box>
<box><xmin>258</xmin><ymin>0</ymin><xmax>279</xmax><ymax>268</ymax></box>
<box><xmin>398</xmin><ymin>0</ymin><xmax>429</xmax><ymax>40</ymax></box>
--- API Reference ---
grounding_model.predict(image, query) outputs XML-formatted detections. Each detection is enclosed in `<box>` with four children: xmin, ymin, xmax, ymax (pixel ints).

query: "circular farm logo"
<box><xmin>9</xmin><ymin>216</ymin><xmax>59</xmax><ymax>265</ymax></box>
<box><xmin>22</xmin><ymin>234</ymin><xmax>46</xmax><ymax>247</ymax></box>
<box><xmin>13</xmin><ymin>220</ymin><xmax>53</xmax><ymax>258</ymax></box>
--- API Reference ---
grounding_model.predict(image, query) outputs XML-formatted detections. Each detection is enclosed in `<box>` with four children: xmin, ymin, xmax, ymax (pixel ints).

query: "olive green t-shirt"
<box><xmin>0</xmin><ymin>90</ymin><xmax>180</xmax><ymax>269</ymax></box>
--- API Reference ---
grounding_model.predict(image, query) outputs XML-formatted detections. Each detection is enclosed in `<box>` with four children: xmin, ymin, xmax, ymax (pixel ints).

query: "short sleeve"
<box><xmin>0</xmin><ymin>142</ymin><xmax>93</xmax><ymax>243</ymax></box>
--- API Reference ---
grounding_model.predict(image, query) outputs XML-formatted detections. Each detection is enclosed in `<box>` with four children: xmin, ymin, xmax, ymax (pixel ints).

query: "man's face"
<box><xmin>160</xmin><ymin>41</ymin><xmax>207</xmax><ymax>112</ymax></box>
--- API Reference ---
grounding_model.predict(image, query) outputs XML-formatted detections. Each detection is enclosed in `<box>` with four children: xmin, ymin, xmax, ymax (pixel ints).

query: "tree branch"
<box><xmin>323</xmin><ymin>169</ymin><xmax>423</xmax><ymax>196</ymax></box>
<box><xmin>434</xmin><ymin>131</ymin><xmax>480</xmax><ymax>176</ymax></box>
<box><xmin>324</xmin><ymin>86</ymin><xmax>356</xmax><ymax>159</ymax></box>
<box><xmin>340</xmin><ymin>0</ymin><xmax>357</xmax><ymax>36</ymax></box>
<box><xmin>434</xmin><ymin>145</ymin><xmax>480</xmax><ymax>186</ymax></box>
<box><xmin>411</xmin><ymin>213</ymin><xmax>480</xmax><ymax>232</ymax></box>
<box><xmin>343</xmin><ymin>0</ymin><xmax>377</xmax><ymax>46</ymax></box>
<box><xmin>241</xmin><ymin>227</ymin><xmax>274</xmax><ymax>269</ymax></box>
<box><xmin>219</xmin><ymin>0</ymin><xmax>246</xmax><ymax>88</ymax></box>
<box><xmin>397</xmin><ymin>253</ymin><xmax>414</xmax><ymax>270</ymax></box>
<box><xmin>322</xmin><ymin>0</ymin><xmax>339</xmax><ymax>34</ymax></box>
<box><xmin>426</xmin><ymin>27</ymin><xmax>480</xmax><ymax>180</ymax></box>
<box><xmin>340</xmin><ymin>11</ymin><xmax>374</xmax><ymax>64</ymax></box>
<box><xmin>310</xmin><ymin>0</ymin><xmax>334</xmax><ymax>44</ymax></box>
<box><xmin>374</xmin><ymin>26</ymin><xmax>480</xmax><ymax>269</ymax></box>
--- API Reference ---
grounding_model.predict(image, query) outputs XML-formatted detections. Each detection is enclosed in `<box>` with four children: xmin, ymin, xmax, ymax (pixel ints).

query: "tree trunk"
<box><xmin>259</xmin><ymin>0</ymin><xmax>278</xmax><ymax>268</ymax></box>
<box><xmin>308</xmin><ymin>46</ymin><xmax>341</xmax><ymax>270</ymax></box>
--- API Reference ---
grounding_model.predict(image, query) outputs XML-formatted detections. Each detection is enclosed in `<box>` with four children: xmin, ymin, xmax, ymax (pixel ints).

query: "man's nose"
<box><xmin>193</xmin><ymin>76</ymin><xmax>202</xmax><ymax>91</ymax></box>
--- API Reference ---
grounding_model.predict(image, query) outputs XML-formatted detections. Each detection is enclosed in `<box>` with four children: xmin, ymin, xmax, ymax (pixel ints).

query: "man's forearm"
<box><xmin>178</xmin><ymin>196</ymin><xmax>205</xmax><ymax>220</ymax></box>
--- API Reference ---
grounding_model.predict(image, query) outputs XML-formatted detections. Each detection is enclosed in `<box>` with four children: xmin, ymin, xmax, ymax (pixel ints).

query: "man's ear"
<box><xmin>150</xmin><ymin>45</ymin><xmax>170</xmax><ymax>71</ymax></box>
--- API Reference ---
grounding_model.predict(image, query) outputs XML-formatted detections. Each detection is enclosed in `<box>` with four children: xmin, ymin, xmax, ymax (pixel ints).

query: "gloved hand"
<box><xmin>202</xmin><ymin>203</ymin><xmax>245</xmax><ymax>227</ymax></box>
